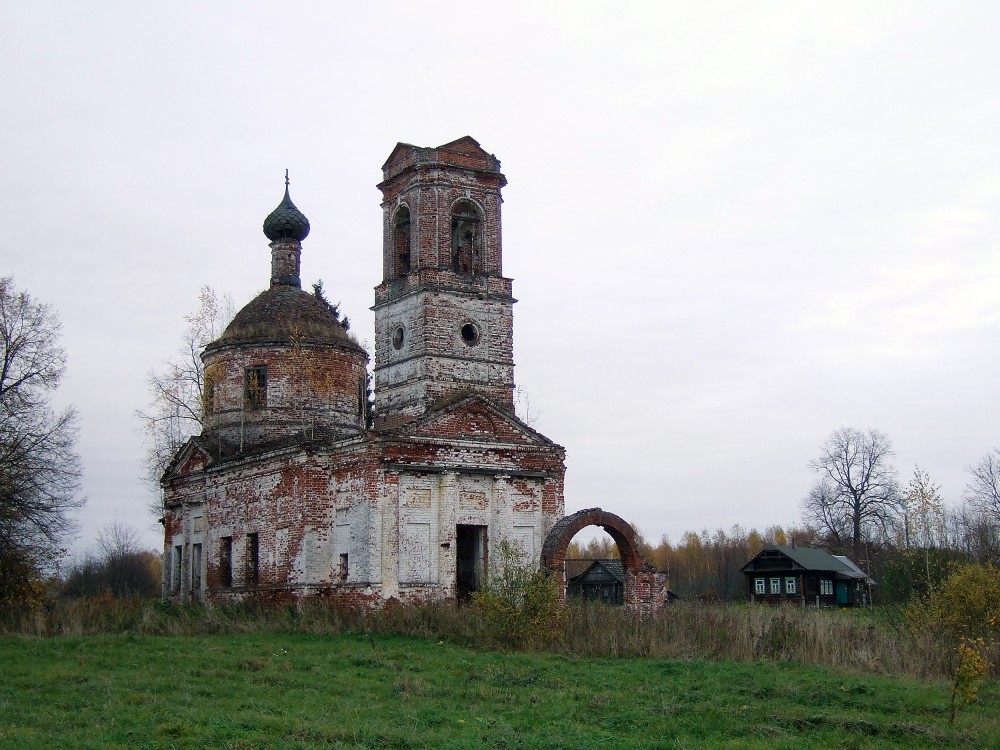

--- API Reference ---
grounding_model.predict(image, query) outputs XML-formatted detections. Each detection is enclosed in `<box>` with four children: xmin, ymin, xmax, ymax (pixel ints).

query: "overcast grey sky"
<box><xmin>3</xmin><ymin>1</ymin><xmax>998</xmax><ymax>556</ymax></box>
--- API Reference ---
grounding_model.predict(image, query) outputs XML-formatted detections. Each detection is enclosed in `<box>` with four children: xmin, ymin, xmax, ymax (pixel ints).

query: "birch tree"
<box><xmin>136</xmin><ymin>286</ymin><xmax>233</xmax><ymax>513</ymax></box>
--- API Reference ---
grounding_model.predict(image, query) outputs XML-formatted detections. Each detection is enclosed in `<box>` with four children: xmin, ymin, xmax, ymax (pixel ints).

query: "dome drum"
<box><xmin>202</xmin><ymin>343</ymin><xmax>369</xmax><ymax>447</ymax></box>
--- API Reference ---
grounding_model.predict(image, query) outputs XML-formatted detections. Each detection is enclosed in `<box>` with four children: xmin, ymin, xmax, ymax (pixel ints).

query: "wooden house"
<box><xmin>567</xmin><ymin>560</ymin><xmax>625</xmax><ymax>605</ymax></box>
<box><xmin>740</xmin><ymin>545</ymin><xmax>873</xmax><ymax>607</ymax></box>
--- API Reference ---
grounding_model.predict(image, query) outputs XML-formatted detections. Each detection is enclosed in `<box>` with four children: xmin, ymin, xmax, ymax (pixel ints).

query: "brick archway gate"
<box><xmin>541</xmin><ymin>507</ymin><xmax>661</xmax><ymax>613</ymax></box>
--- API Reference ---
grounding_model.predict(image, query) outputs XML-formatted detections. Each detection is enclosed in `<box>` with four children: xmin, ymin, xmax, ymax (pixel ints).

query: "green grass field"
<box><xmin>1</xmin><ymin>632</ymin><xmax>996</xmax><ymax>749</ymax></box>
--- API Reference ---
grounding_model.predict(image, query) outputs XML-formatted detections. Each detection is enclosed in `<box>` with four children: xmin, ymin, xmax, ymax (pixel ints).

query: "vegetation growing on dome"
<box><xmin>312</xmin><ymin>280</ymin><xmax>349</xmax><ymax>331</ymax></box>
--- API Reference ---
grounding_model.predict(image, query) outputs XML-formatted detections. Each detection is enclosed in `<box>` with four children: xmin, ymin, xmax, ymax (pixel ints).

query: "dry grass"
<box><xmin>3</xmin><ymin>596</ymin><xmax>994</xmax><ymax>681</ymax></box>
<box><xmin>559</xmin><ymin>601</ymin><xmax>979</xmax><ymax>679</ymax></box>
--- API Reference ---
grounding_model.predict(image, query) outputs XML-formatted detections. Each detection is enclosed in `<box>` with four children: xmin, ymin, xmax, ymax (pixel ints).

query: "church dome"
<box><xmin>198</xmin><ymin>176</ymin><xmax>368</xmax><ymax>452</ymax></box>
<box><xmin>263</xmin><ymin>184</ymin><xmax>311</xmax><ymax>242</ymax></box>
<box><xmin>209</xmin><ymin>285</ymin><xmax>360</xmax><ymax>351</ymax></box>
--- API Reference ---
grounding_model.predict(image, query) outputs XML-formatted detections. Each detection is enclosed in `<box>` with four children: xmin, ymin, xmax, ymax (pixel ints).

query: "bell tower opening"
<box><xmin>451</xmin><ymin>200</ymin><xmax>482</xmax><ymax>275</ymax></box>
<box><xmin>393</xmin><ymin>205</ymin><xmax>411</xmax><ymax>277</ymax></box>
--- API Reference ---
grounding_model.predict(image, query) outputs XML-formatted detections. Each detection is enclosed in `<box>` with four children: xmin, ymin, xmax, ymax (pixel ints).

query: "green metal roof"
<box><xmin>741</xmin><ymin>545</ymin><xmax>856</xmax><ymax>574</ymax></box>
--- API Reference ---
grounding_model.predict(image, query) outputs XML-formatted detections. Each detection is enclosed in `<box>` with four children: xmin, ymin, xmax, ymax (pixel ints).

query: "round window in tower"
<box><xmin>392</xmin><ymin>325</ymin><xmax>405</xmax><ymax>350</ymax></box>
<box><xmin>460</xmin><ymin>322</ymin><xmax>480</xmax><ymax>346</ymax></box>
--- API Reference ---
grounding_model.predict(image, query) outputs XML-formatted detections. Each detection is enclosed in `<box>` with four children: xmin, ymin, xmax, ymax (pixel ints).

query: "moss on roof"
<box><xmin>206</xmin><ymin>285</ymin><xmax>363</xmax><ymax>352</ymax></box>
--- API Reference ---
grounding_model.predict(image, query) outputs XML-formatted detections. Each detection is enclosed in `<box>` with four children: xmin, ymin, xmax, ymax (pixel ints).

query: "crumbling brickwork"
<box><xmin>162</xmin><ymin>138</ymin><xmax>566</xmax><ymax>606</ymax></box>
<box><xmin>374</xmin><ymin>138</ymin><xmax>515</xmax><ymax>424</ymax></box>
<box><xmin>541</xmin><ymin>507</ymin><xmax>663</xmax><ymax>614</ymax></box>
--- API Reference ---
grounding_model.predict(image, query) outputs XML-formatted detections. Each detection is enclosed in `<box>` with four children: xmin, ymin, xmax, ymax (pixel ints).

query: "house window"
<box><xmin>755</xmin><ymin>578</ymin><xmax>766</xmax><ymax>595</ymax></box>
<box><xmin>246</xmin><ymin>533</ymin><xmax>259</xmax><ymax>586</ymax></box>
<box><xmin>770</xmin><ymin>577</ymin><xmax>781</xmax><ymax>594</ymax></box>
<box><xmin>785</xmin><ymin>577</ymin><xmax>797</xmax><ymax>594</ymax></box>
<box><xmin>203</xmin><ymin>380</ymin><xmax>214</xmax><ymax>414</ymax></box>
<box><xmin>172</xmin><ymin>545</ymin><xmax>183</xmax><ymax>593</ymax></box>
<box><xmin>339</xmin><ymin>552</ymin><xmax>349</xmax><ymax>580</ymax></box>
<box><xmin>244</xmin><ymin>366</ymin><xmax>267</xmax><ymax>410</ymax></box>
<box><xmin>821</xmin><ymin>579</ymin><xmax>834</xmax><ymax>596</ymax></box>
<box><xmin>460</xmin><ymin>322</ymin><xmax>481</xmax><ymax>346</ymax></box>
<box><xmin>220</xmin><ymin>536</ymin><xmax>233</xmax><ymax>587</ymax></box>
<box><xmin>357</xmin><ymin>376</ymin><xmax>368</xmax><ymax>426</ymax></box>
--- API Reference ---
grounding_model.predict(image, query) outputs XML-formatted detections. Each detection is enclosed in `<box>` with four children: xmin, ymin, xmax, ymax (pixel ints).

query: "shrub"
<box><xmin>61</xmin><ymin>550</ymin><xmax>160</xmax><ymax>598</ymax></box>
<box><xmin>473</xmin><ymin>538</ymin><xmax>561</xmax><ymax>647</ymax></box>
<box><xmin>0</xmin><ymin>545</ymin><xmax>47</xmax><ymax>610</ymax></box>
<box><xmin>950</xmin><ymin>638</ymin><xmax>990</xmax><ymax>725</ymax></box>
<box><xmin>907</xmin><ymin>563</ymin><xmax>999</xmax><ymax>719</ymax></box>
<box><xmin>908</xmin><ymin>562</ymin><xmax>1000</xmax><ymax>643</ymax></box>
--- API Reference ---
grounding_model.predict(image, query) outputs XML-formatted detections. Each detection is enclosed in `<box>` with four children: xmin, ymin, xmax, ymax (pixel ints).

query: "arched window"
<box><xmin>393</xmin><ymin>206</ymin><xmax>411</xmax><ymax>277</ymax></box>
<box><xmin>451</xmin><ymin>200</ymin><xmax>482</xmax><ymax>275</ymax></box>
<box><xmin>244</xmin><ymin>365</ymin><xmax>267</xmax><ymax>410</ymax></box>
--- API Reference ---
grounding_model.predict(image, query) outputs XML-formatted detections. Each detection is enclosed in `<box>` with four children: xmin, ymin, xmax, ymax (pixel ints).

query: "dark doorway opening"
<box><xmin>191</xmin><ymin>543</ymin><xmax>202</xmax><ymax>603</ymax></box>
<box><xmin>456</xmin><ymin>525</ymin><xmax>487</xmax><ymax>603</ymax></box>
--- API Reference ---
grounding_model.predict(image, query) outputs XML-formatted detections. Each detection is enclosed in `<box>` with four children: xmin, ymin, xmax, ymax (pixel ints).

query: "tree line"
<box><xmin>59</xmin><ymin>521</ymin><xmax>161</xmax><ymax>598</ymax></box>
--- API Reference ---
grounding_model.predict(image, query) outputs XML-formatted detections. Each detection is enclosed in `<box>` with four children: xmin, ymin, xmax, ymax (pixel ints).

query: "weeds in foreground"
<box><xmin>4</xmin><ymin>597</ymin><xmax>997</xmax><ymax>682</ymax></box>
<box><xmin>950</xmin><ymin>638</ymin><xmax>991</xmax><ymax>725</ymax></box>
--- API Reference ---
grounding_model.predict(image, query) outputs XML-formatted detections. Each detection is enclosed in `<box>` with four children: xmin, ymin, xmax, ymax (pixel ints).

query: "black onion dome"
<box><xmin>263</xmin><ymin>184</ymin><xmax>311</xmax><ymax>242</ymax></box>
<box><xmin>207</xmin><ymin>286</ymin><xmax>362</xmax><ymax>351</ymax></box>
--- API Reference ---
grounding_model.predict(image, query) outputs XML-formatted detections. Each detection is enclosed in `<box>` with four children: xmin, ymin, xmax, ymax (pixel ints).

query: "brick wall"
<box><xmin>163</xmin><ymin>399</ymin><xmax>565</xmax><ymax>605</ymax></box>
<box><xmin>374</xmin><ymin>138</ymin><xmax>515</xmax><ymax>425</ymax></box>
<box><xmin>203</xmin><ymin>341</ymin><xmax>368</xmax><ymax>448</ymax></box>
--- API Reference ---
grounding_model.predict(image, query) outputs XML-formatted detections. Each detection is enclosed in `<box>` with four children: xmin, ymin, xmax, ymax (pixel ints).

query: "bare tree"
<box><xmin>802</xmin><ymin>478</ymin><xmax>849</xmax><ymax>550</ymax></box>
<box><xmin>965</xmin><ymin>448</ymin><xmax>1000</xmax><ymax>518</ymax></box>
<box><xmin>803</xmin><ymin>427</ymin><xmax>902</xmax><ymax>560</ymax></box>
<box><xmin>0</xmin><ymin>277</ymin><xmax>83</xmax><ymax>605</ymax></box>
<box><xmin>897</xmin><ymin>464</ymin><xmax>948</xmax><ymax>590</ymax></box>
<box><xmin>136</xmin><ymin>286</ymin><xmax>233</xmax><ymax>514</ymax></box>
<box><xmin>514</xmin><ymin>385</ymin><xmax>542</xmax><ymax>427</ymax></box>
<box><xmin>951</xmin><ymin>504</ymin><xmax>1000</xmax><ymax>565</ymax></box>
<box><xmin>97</xmin><ymin>521</ymin><xmax>159</xmax><ymax>596</ymax></box>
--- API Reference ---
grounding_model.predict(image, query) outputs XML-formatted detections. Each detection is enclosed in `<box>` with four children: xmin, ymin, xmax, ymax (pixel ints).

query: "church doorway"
<box><xmin>456</xmin><ymin>525</ymin><xmax>487</xmax><ymax>602</ymax></box>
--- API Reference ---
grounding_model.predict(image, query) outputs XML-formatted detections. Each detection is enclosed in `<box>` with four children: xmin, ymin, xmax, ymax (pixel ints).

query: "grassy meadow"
<box><xmin>2</xmin><ymin>631</ymin><xmax>997</xmax><ymax>750</ymax></box>
<box><xmin>1</xmin><ymin>600</ymin><xmax>997</xmax><ymax>749</ymax></box>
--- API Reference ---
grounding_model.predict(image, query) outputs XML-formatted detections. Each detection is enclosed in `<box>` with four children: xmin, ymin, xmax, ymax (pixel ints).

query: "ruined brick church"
<box><xmin>163</xmin><ymin>137</ymin><xmax>663</xmax><ymax>608</ymax></box>
<box><xmin>162</xmin><ymin>138</ymin><xmax>571</xmax><ymax>604</ymax></box>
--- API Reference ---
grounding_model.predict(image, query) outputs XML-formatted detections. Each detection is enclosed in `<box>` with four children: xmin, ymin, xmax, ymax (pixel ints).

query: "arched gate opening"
<box><xmin>541</xmin><ymin>507</ymin><xmax>662</xmax><ymax>613</ymax></box>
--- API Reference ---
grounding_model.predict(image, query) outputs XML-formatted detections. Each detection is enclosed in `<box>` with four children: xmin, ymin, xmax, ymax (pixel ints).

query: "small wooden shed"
<box><xmin>740</xmin><ymin>545</ymin><xmax>873</xmax><ymax>607</ymax></box>
<box><xmin>567</xmin><ymin>560</ymin><xmax>625</xmax><ymax>605</ymax></box>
